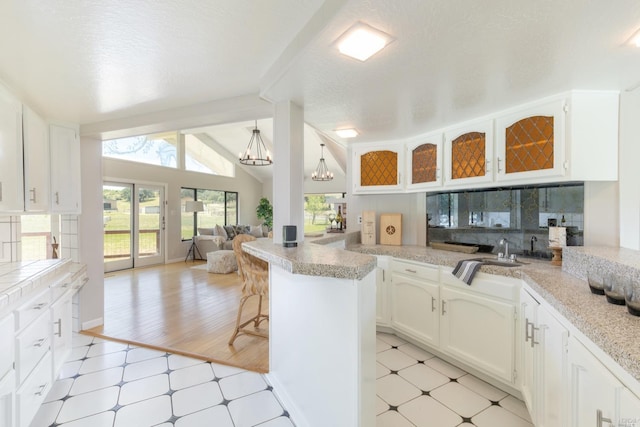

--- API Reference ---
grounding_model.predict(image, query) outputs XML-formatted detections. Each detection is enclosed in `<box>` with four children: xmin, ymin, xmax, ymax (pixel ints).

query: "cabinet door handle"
<box><xmin>29</xmin><ymin>187</ymin><xmax>37</xmax><ymax>203</ymax></box>
<box><xmin>485</xmin><ymin>158</ymin><xmax>490</xmax><ymax>174</ymax></box>
<box><xmin>405</xmin><ymin>269</ymin><xmax>417</xmax><ymax>274</ymax></box>
<box><xmin>35</xmin><ymin>383</ymin><xmax>48</xmax><ymax>396</ymax></box>
<box><xmin>497</xmin><ymin>157</ymin><xmax>503</xmax><ymax>173</ymax></box>
<box><xmin>525</xmin><ymin>318</ymin><xmax>533</xmax><ymax>343</ymax></box>
<box><xmin>54</xmin><ymin>319</ymin><xmax>62</xmax><ymax>337</ymax></box>
<box><xmin>382</xmin><ymin>270</ymin><xmax>385</xmax><ymax>282</ymax></box>
<box><xmin>33</xmin><ymin>302</ymin><xmax>47</xmax><ymax>310</ymax></box>
<box><xmin>431</xmin><ymin>297</ymin><xmax>436</xmax><ymax>312</ymax></box>
<box><xmin>55</xmin><ymin>191</ymin><xmax>60</xmax><ymax>205</ymax></box>
<box><xmin>530</xmin><ymin>324</ymin><xmax>540</xmax><ymax>348</ymax></box>
<box><xmin>436</xmin><ymin>168</ymin><xmax>440</xmax><ymax>180</ymax></box>
<box><xmin>0</xmin><ymin>181</ymin><xmax>2</xmax><ymax>202</ymax></box>
<box><xmin>596</xmin><ymin>409</ymin><xmax>613</xmax><ymax>426</ymax></box>
<box><xmin>442</xmin><ymin>300</ymin><xmax>447</xmax><ymax>315</ymax></box>
<box><xmin>33</xmin><ymin>338</ymin><xmax>46</xmax><ymax>347</ymax></box>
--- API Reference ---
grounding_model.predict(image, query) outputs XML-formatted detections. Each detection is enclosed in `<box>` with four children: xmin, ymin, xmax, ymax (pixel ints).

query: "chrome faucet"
<box><xmin>499</xmin><ymin>237</ymin><xmax>509</xmax><ymax>259</ymax></box>
<box><xmin>530</xmin><ymin>235</ymin><xmax>538</xmax><ymax>253</ymax></box>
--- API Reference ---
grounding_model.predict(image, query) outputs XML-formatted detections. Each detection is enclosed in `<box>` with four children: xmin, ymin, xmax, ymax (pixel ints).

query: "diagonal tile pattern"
<box><xmin>34</xmin><ymin>332</ymin><xmax>532</xmax><ymax>426</ymax></box>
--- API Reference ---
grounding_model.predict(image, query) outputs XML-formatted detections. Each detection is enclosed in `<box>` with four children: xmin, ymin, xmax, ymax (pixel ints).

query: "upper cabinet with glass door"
<box><xmin>495</xmin><ymin>98</ymin><xmax>567</xmax><ymax>183</ymax></box>
<box><xmin>406</xmin><ymin>133</ymin><xmax>443</xmax><ymax>192</ymax></box>
<box><xmin>444</xmin><ymin>119</ymin><xmax>494</xmax><ymax>188</ymax></box>
<box><xmin>352</xmin><ymin>142</ymin><xmax>404</xmax><ymax>194</ymax></box>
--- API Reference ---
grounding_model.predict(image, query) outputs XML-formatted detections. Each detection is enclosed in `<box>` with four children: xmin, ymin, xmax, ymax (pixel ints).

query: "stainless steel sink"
<box><xmin>467</xmin><ymin>257</ymin><xmax>527</xmax><ymax>267</ymax></box>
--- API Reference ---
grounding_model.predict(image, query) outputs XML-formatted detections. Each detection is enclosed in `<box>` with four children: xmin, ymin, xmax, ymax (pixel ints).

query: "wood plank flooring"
<box><xmin>84</xmin><ymin>262</ymin><xmax>269</xmax><ymax>373</ymax></box>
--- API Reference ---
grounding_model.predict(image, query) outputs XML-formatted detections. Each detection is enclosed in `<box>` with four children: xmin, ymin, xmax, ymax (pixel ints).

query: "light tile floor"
<box><xmin>33</xmin><ymin>332</ymin><xmax>532</xmax><ymax>427</ymax></box>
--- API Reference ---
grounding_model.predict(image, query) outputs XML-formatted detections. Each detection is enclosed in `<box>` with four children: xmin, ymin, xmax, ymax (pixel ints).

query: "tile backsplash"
<box><xmin>0</xmin><ymin>216</ymin><xmax>21</xmax><ymax>262</ymax></box>
<box><xmin>0</xmin><ymin>215</ymin><xmax>80</xmax><ymax>262</ymax></box>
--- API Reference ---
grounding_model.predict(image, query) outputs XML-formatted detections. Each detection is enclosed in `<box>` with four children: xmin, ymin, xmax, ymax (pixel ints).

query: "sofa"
<box><xmin>194</xmin><ymin>224</ymin><xmax>269</xmax><ymax>253</ymax></box>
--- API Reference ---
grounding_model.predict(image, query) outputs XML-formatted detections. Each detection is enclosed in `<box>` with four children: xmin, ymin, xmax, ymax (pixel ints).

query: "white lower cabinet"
<box><xmin>0</xmin><ymin>370</ymin><xmax>15</xmax><ymax>427</ymax></box>
<box><xmin>51</xmin><ymin>291</ymin><xmax>73</xmax><ymax>374</ymax></box>
<box><xmin>569</xmin><ymin>336</ymin><xmax>640</xmax><ymax>427</ymax></box>
<box><xmin>440</xmin><ymin>286</ymin><xmax>515</xmax><ymax>384</ymax></box>
<box><xmin>16</xmin><ymin>352</ymin><xmax>52</xmax><ymax>427</ymax></box>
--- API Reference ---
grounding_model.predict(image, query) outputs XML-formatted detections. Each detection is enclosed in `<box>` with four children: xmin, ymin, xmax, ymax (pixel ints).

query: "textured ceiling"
<box><xmin>1</xmin><ymin>0</ymin><xmax>639</xmax><ymax>147</ymax></box>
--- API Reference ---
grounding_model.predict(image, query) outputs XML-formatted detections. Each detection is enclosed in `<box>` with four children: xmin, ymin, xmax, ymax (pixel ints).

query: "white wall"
<box><xmin>103</xmin><ymin>157</ymin><xmax>265</xmax><ymax>261</ymax></box>
<box><xmin>619</xmin><ymin>90</ymin><xmax>640</xmax><ymax>250</ymax></box>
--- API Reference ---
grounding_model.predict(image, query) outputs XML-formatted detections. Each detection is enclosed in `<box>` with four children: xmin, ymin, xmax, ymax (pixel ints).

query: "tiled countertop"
<box><xmin>349</xmin><ymin>243</ymin><xmax>640</xmax><ymax>383</ymax></box>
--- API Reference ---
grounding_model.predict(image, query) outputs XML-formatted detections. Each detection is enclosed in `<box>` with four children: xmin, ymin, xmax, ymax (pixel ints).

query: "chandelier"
<box><xmin>238</xmin><ymin>121</ymin><xmax>272</xmax><ymax>166</ymax></box>
<box><xmin>312</xmin><ymin>143</ymin><xmax>334</xmax><ymax>181</ymax></box>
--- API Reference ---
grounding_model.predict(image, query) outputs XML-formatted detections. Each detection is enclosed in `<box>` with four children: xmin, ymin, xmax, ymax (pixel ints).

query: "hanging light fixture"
<box><xmin>238</xmin><ymin>120</ymin><xmax>272</xmax><ymax>166</ymax></box>
<box><xmin>312</xmin><ymin>143</ymin><xmax>334</xmax><ymax>181</ymax></box>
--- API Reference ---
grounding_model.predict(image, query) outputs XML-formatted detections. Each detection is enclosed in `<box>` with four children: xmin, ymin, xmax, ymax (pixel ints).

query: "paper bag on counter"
<box><xmin>380</xmin><ymin>213</ymin><xmax>402</xmax><ymax>246</ymax></box>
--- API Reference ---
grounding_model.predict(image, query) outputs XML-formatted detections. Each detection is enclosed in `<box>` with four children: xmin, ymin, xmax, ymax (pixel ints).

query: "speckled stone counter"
<box><xmin>348</xmin><ymin>243</ymin><xmax>640</xmax><ymax>382</ymax></box>
<box><xmin>242</xmin><ymin>239</ymin><xmax>376</xmax><ymax>280</ymax></box>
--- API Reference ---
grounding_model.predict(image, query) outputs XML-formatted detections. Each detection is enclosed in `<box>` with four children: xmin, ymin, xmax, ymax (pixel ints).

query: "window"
<box><xmin>21</xmin><ymin>215</ymin><xmax>54</xmax><ymax>260</ymax></box>
<box><xmin>304</xmin><ymin>193</ymin><xmax>345</xmax><ymax>233</ymax></box>
<box><xmin>181</xmin><ymin>188</ymin><xmax>238</xmax><ymax>240</ymax></box>
<box><xmin>103</xmin><ymin>132</ymin><xmax>178</xmax><ymax>167</ymax></box>
<box><xmin>184</xmin><ymin>134</ymin><xmax>234</xmax><ymax>177</ymax></box>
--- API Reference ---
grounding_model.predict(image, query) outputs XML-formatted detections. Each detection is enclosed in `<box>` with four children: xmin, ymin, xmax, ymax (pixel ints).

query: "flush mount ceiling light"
<box><xmin>336</xmin><ymin>22</ymin><xmax>394</xmax><ymax>61</ymax></box>
<box><xmin>335</xmin><ymin>128</ymin><xmax>359</xmax><ymax>138</ymax></box>
<box><xmin>238</xmin><ymin>120</ymin><xmax>272</xmax><ymax>166</ymax></box>
<box><xmin>312</xmin><ymin>143</ymin><xmax>334</xmax><ymax>181</ymax></box>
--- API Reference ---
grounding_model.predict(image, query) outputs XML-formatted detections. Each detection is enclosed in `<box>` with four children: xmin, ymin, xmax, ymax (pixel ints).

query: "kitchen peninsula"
<box><xmin>245</xmin><ymin>232</ymin><xmax>640</xmax><ymax>427</ymax></box>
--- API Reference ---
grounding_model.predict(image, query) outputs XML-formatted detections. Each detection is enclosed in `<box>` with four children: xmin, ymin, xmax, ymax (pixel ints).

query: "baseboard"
<box><xmin>81</xmin><ymin>317</ymin><xmax>104</xmax><ymax>330</ymax></box>
<box><xmin>265</xmin><ymin>372</ymin><xmax>310</xmax><ymax>427</ymax></box>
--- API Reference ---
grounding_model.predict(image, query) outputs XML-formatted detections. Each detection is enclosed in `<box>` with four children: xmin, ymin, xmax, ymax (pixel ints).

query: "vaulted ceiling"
<box><xmin>1</xmin><ymin>0</ymin><xmax>639</xmax><ymax>179</ymax></box>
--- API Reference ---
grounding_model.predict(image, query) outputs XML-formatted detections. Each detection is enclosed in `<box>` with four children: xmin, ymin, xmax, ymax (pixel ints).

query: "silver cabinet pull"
<box><xmin>0</xmin><ymin>181</ymin><xmax>2</xmax><ymax>202</ymax></box>
<box><xmin>55</xmin><ymin>191</ymin><xmax>60</xmax><ymax>205</ymax></box>
<box><xmin>29</xmin><ymin>188</ymin><xmax>37</xmax><ymax>203</ymax></box>
<box><xmin>596</xmin><ymin>409</ymin><xmax>613</xmax><ymax>426</ymax></box>
<box><xmin>485</xmin><ymin>158</ymin><xmax>490</xmax><ymax>174</ymax></box>
<box><xmin>431</xmin><ymin>297</ymin><xmax>436</xmax><ymax>312</ymax></box>
<box><xmin>436</xmin><ymin>168</ymin><xmax>440</xmax><ymax>180</ymax></box>
<box><xmin>54</xmin><ymin>319</ymin><xmax>62</xmax><ymax>337</ymax></box>
<box><xmin>442</xmin><ymin>300</ymin><xmax>447</xmax><ymax>315</ymax></box>
<box><xmin>35</xmin><ymin>383</ymin><xmax>48</xmax><ymax>396</ymax></box>
<box><xmin>405</xmin><ymin>269</ymin><xmax>417</xmax><ymax>274</ymax></box>
<box><xmin>497</xmin><ymin>157</ymin><xmax>503</xmax><ymax>173</ymax></box>
<box><xmin>33</xmin><ymin>302</ymin><xmax>46</xmax><ymax>310</ymax></box>
<box><xmin>34</xmin><ymin>338</ymin><xmax>46</xmax><ymax>347</ymax></box>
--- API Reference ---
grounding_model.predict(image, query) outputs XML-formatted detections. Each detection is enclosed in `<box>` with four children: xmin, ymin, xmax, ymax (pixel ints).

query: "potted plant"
<box><xmin>256</xmin><ymin>197</ymin><xmax>273</xmax><ymax>230</ymax></box>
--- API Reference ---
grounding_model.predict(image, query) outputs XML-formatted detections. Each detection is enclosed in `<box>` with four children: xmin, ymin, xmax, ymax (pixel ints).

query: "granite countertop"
<box><xmin>348</xmin><ymin>243</ymin><xmax>640</xmax><ymax>383</ymax></box>
<box><xmin>242</xmin><ymin>239</ymin><xmax>376</xmax><ymax>280</ymax></box>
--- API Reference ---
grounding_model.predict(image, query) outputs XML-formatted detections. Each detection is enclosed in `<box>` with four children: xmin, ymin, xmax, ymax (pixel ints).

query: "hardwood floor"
<box><xmin>84</xmin><ymin>262</ymin><xmax>269</xmax><ymax>373</ymax></box>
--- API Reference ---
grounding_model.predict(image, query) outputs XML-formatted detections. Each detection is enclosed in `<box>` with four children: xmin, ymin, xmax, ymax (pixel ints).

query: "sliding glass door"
<box><xmin>104</xmin><ymin>182</ymin><xmax>165</xmax><ymax>272</ymax></box>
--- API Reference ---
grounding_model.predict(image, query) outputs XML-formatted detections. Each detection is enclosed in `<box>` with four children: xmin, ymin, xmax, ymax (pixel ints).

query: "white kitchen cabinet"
<box><xmin>375</xmin><ymin>256</ymin><xmax>391</xmax><ymax>327</ymax></box>
<box><xmin>22</xmin><ymin>106</ymin><xmax>50</xmax><ymax>212</ymax></box>
<box><xmin>405</xmin><ymin>133</ymin><xmax>443</xmax><ymax>192</ymax></box>
<box><xmin>16</xmin><ymin>352</ymin><xmax>51</xmax><ymax>427</ymax></box>
<box><xmin>519</xmin><ymin>288</ymin><xmax>538</xmax><ymax>415</ymax></box>
<box><xmin>49</xmin><ymin>123</ymin><xmax>81</xmax><ymax>213</ymax></box>
<box><xmin>390</xmin><ymin>266</ymin><xmax>440</xmax><ymax>347</ymax></box>
<box><xmin>51</xmin><ymin>290</ymin><xmax>73</xmax><ymax>375</ymax></box>
<box><xmin>495</xmin><ymin>97</ymin><xmax>567</xmax><ymax>183</ymax></box>
<box><xmin>352</xmin><ymin>143</ymin><xmax>404</xmax><ymax>194</ymax></box>
<box><xmin>444</xmin><ymin>119</ymin><xmax>494</xmax><ymax>188</ymax></box>
<box><xmin>439</xmin><ymin>286</ymin><xmax>515</xmax><ymax>384</ymax></box>
<box><xmin>0</xmin><ymin>370</ymin><xmax>15</xmax><ymax>427</ymax></box>
<box><xmin>567</xmin><ymin>336</ymin><xmax>640</xmax><ymax>427</ymax></box>
<box><xmin>0</xmin><ymin>83</ymin><xmax>24</xmax><ymax>213</ymax></box>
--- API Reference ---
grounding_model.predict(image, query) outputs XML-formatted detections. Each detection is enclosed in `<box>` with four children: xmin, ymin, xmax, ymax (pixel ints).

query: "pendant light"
<box><xmin>239</xmin><ymin>120</ymin><xmax>272</xmax><ymax>166</ymax></box>
<box><xmin>312</xmin><ymin>143</ymin><xmax>334</xmax><ymax>181</ymax></box>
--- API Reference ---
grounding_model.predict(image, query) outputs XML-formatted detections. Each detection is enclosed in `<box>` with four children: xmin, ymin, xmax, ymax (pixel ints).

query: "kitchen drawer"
<box><xmin>16</xmin><ymin>311</ymin><xmax>50</xmax><ymax>385</ymax></box>
<box><xmin>14</xmin><ymin>288</ymin><xmax>50</xmax><ymax>331</ymax></box>
<box><xmin>0</xmin><ymin>314</ymin><xmax>14</xmax><ymax>380</ymax></box>
<box><xmin>16</xmin><ymin>352</ymin><xmax>51</xmax><ymax>427</ymax></box>
<box><xmin>392</xmin><ymin>259</ymin><xmax>439</xmax><ymax>282</ymax></box>
<box><xmin>50</xmin><ymin>272</ymin><xmax>74</xmax><ymax>301</ymax></box>
<box><xmin>440</xmin><ymin>267</ymin><xmax>519</xmax><ymax>301</ymax></box>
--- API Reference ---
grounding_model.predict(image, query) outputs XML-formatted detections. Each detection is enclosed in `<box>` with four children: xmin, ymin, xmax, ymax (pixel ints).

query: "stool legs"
<box><xmin>228</xmin><ymin>295</ymin><xmax>269</xmax><ymax>345</ymax></box>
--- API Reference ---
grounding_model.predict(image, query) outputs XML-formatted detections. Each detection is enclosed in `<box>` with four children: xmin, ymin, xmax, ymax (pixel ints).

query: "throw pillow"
<box><xmin>215</xmin><ymin>224</ymin><xmax>228</xmax><ymax>240</ymax></box>
<box><xmin>223</xmin><ymin>225</ymin><xmax>236</xmax><ymax>240</ymax></box>
<box><xmin>197</xmin><ymin>227</ymin><xmax>214</xmax><ymax>236</ymax></box>
<box><xmin>249</xmin><ymin>225</ymin><xmax>263</xmax><ymax>238</ymax></box>
<box><xmin>234</xmin><ymin>225</ymin><xmax>250</xmax><ymax>236</ymax></box>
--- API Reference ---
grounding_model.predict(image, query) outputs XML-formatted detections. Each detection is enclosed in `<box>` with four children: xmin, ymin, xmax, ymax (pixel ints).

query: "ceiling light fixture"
<box><xmin>336</xmin><ymin>22</ymin><xmax>394</xmax><ymax>61</ymax></box>
<box><xmin>312</xmin><ymin>143</ymin><xmax>334</xmax><ymax>181</ymax></box>
<box><xmin>335</xmin><ymin>128</ymin><xmax>359</xmax><ymax>138</ymax></box>
<box><xmin>239</xmin><ymin>120</ymin><xmax>272</xmax><ymax>166</ymax></box>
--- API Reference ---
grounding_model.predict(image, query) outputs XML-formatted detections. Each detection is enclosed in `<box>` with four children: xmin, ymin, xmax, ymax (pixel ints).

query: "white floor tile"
<box><xmin>69</xmin><ymin>367</ymin><xmax>124</xmax><ymax>396</ymax></box>
<box><xmin>210</xmin><ymin>362</ymin><xmax>246</xmax><ymax>378</ymax></box>
<box><xmin>67</xmin><ymin>345</ymin><xmax>89</xmax><ymax>362</ymax></box>
<box><xmin>30</xmin><ymin>400</ymin><xmax>62</xmax><ymax>427</ymax></box>
<box><xmin>114</xmin><ymin>394</ymin><xmax>173</xmax><ymax>427</ymax></box>
<box><xmin>376</xmin><ymin>396</ymin><xmax>390</xmax><ymax>415</ymax></box>
<box><xmin>376</xmin><ymin>410</ymin><xmax>415</xmax><ymax>427</ymax></box>
<box><xmin>473</xmin><ymin>405</ymin><xmax>534</xmax><ymax>427</ymax></box>
<box><xmin>376</xmin><ymin>373</ymin><xmax>421</xmax><ymax>406</ymax></box>
<box><xmin>397</xmin><ymin>342</ymin><xmax>435</xmax><ymax>362</ymax></box>
<box><xmin>58</xmin><ymin>360</ymin><xmax>83</xmax><ymax>379</ymax></box>
<box><xmin>126</xmin><ymin>346</ymin><xmax>166</xmax><ymax>364</ymax></box>
<box><xmin>172</xmin><ymin>381</ymin><xmax>224</xmax><ymax>417</ymax></box>
<box><xmin>399</xmin><ymin>395</ymin><xmax>462</xmax><ymax>427</ymax></box>
<box><xmin>78</xmin><ymin>351</ymin><xmax>127</xmax><ymax>375</ymax></box>
<box><xmin>377</xmin><ymin>362</ymin><xmax>391</xmax><ymax>379</ymax></box>
<box><xmin>118</xmin><ymin>373</ymin><xmax>170</xmax><ymax>405</ymax></box>
<box><xmin>376</xmin><ymin>338</ymin><xmax>392</xmax><ymax>353</ymax></box>
<box><xmin>377</xmin><ymin>348</ymin><xmax>418</xmax><ymax>371</ymax></box>
<box><xmin>376</xmin><ymin>332</ymin><xmax>408</xmax><ymax>347</ymax></box>
<box><xmin>500</xmin><ymin>395</ymin><xmax>532</xmax><ymax>422</ymax></box>
<box><xmin>227</xmin><ymin>390</ymin><xmax>285</xmax><ymax>427</ymax></box>
<box><xmin>168</xmin><ymin>354</ymin><xmax>205</xmax><ymax>370</ymax></box>
<box><xmin>56</xmin><ymin>386</ymin><xmax>120</xmax><ymax>424</ymax></box>
<box><xmin>398</xmin><ymin>363</ymin><xmax>450</xmax><ymax>392</ymax></box>
<box><xmin>430</xmin><ymin>382</ymin><xmax>491</xmax><ymax>418</ymax></box>
<box><xmin>457</xmin><ymin>374</ymin><xmax>508</xmax><ymax>402</ymax></box>
<box><xmin>423</xmin><ymin>357</ymin><xmax>466</xmax><ymax>379</ymax></box>
<box><xmin>71</xmin><ymin>333</ymin><xmax>94</xmax><ymax>348</ymax></box>
<box><xmin>169</xmin><ymin>362</ymin><xmax>215</xmax><ymax>390</ymax></box>
<box><xmin>44</xmin><ymin>377</ymin><xmax>73</xmax><ymax>403</ymax></box>
<box><xmin>219</xmin><ymin>371</ymin><xmax>268</xmax><ymax>400</ymax></box>
<box><xmin>122</xmin><ymin>356</ymin><xmax>168</xmax><ymax>382</ymax></box>
<box><xmin>256</xmin><ymin>416</ymin><xmax>295</xmax><ymax>427</ymax></box>
<box><xmin>57</xmin><ymin>411</ymin><xmax>115</xmax><ymax>427</ymax></box>
<box><xmin>174</xmin><ymin>405</ymin><xmax>234</xmax><ymax>427</ymax></box>
<box><xmin>86</xmin><ymin>341</ymin><xmax>129</xmax><ymax>358</ymax></box>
